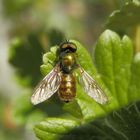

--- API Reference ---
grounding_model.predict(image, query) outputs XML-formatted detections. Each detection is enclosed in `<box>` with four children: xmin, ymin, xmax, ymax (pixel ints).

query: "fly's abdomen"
<box><xmin>58</xmin><ymin>74</ymin><xmax>76</xmax><ymax>102</ymax></box>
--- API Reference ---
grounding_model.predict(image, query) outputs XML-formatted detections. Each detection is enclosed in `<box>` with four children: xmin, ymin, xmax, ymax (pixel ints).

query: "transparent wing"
<box><xmin>79</xmin><ymin>66</ymin><xmax>108</xmax><ymax>104</ymax></box>
<box><xmin>31</xmin><ymin>64</ymin><xmax>61</xmax><ymax>105</ymax></box>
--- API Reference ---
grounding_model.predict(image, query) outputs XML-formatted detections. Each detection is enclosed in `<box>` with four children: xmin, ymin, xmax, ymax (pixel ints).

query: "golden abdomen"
<box><xmin>58</xmin><ymin>73</ymin><xmax>76</xmax><ymax>102</ymax></box>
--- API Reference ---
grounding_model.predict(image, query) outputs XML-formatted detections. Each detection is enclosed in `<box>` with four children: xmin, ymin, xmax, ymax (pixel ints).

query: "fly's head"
<box><xmin>59</xmin><ymin>41</ymin><xmax>77</xmax><ymax>54</ymax></box>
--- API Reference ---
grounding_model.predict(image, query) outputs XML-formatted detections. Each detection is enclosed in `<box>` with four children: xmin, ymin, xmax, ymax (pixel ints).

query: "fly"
<box><xmin>31</xmin><ymin>41</ymin><xmax>108</xmax><ymax>105</ymax></box>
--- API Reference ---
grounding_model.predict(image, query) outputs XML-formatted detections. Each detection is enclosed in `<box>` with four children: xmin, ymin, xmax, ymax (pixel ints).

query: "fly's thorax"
<box><xmin>58</xmin><ymin>73</ymin><xmax>76</xmax><ymax>102</ymax></box>
<box><xmin>60</xmin><ymin>53</ymin><xmax>77</xmax><ymax>73</ymax></box>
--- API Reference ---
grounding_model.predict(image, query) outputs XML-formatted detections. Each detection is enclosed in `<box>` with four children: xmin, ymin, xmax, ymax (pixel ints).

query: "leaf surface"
<box><xmin>34</xmin><ymin>30</ymin><xmax>140</xmax><ymax>139</ymax></box>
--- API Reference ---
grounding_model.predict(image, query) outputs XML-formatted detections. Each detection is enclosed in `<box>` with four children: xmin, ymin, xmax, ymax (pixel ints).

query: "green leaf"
<box><xmin>128</xmin><ymin>52</ymin><xmax>140</xmax><ymax>101</ymax></box>
<box><xmin>9</xmin><ymin>33</ymin><xmax>44</xmax><ymax>87</ymax></box>
<box><xmin>60</xmin><ymin>100</ymin><xmax>140</xmax><ymax>140</ymax></box>
<box><xmin>62</xmin><ymin>100</ymin><xmax>83</xmax><ymax>119</ymax></box>
<box><xmin>40</xmin><ymin>46</ymin><xmax>58</xmax><ymax>76</ymax></box>
<box><xmin>34</xmin><ymin>118</ymin><xmax>79</xmax><ymax>140</ymax></box>
<box><xmin>106</xmin><ymin>1</ymin><xmax>140</xmax><ymax>31</ymax></box>
<box><xmin>34</xmin><ymin>30</ymin><xmax>140</xmax><ymax>139</ymax></box>
<box><xmin>94</xmin><ymin>30</ymin><xmax>133</xmax><ymax>106</ymax></box>
<box><xmin>35</xmin><ymin>101</ymin><xmax>140</xmax><ymax>140</ymax></box>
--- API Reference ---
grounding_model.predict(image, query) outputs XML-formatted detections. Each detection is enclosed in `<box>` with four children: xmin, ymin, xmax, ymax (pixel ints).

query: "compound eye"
<box><xmin>70</xmin><ymin>44</ymin><xmax>77</xmax><ymax>51</ymax></box>
<box><xmin>61</xmin><ymin>44</ymin><xmax>68</xmax><ymax>49</ymax></box>
<box><xmin>60</xmin><ymin>42</ymin><xmax>77</xmax><ymax>52</ymax></box>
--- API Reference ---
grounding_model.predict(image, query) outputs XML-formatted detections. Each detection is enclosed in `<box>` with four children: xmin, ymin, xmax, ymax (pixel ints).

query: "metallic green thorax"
<box><xmin>60</xmin><ymin>53</ymin><xmax>77</xmax><ymax>73</ymax></box>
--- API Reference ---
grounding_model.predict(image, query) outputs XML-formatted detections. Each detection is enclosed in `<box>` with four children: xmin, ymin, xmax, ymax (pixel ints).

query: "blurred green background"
<box><xmin>0</xmin><ymin>0</ymin><xmax>140</xmax><ymax>140</ymax></box>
